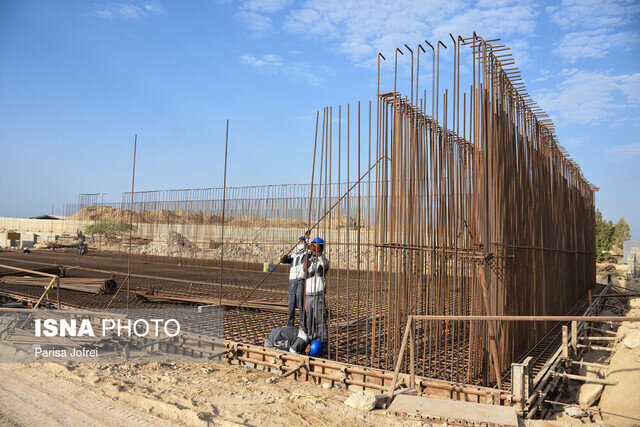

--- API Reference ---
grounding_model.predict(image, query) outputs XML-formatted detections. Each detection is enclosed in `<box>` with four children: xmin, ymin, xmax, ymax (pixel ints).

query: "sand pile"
<box><xmin>137</xmin><ymin>230</ymin><xmax>202</xmax><ymax>257</ymax></box>
<box><xmin>71</xmin><ymin>206</ymin><xmax>225</xmax><ymax>225</ymax></box>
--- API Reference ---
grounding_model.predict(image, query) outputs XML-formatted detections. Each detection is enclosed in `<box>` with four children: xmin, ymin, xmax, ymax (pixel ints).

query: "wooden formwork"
<box><xmin>222</xmin><ymin>340</ymin><xmax>519</xmax><ymax>406</ymax></box>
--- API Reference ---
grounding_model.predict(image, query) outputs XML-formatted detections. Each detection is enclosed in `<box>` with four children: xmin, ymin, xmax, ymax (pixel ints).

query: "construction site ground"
<box><xmin>0</xmin><ymin>360</ymin><xmax>423</xmax><ymax>426</ymax></box>
<box><xmin>0</xmin><ymin>249</ymin><xmax>306</xmax><ymax>341</ymax></box>
<box><xmin>0</xmin><ymin>249</ymin><xmax>579</xmax><ymax>385</ymax></box>
<box><xmin>0</xmin><ymin>249</ymin><xmax>428</xmax><ymax>372</ymax></box>
<box><xmin>3</xmin><ymin>249</ymin><xmax>640</xmax><ymax>425</ymax></box>
<box><xmin>0</xmin><ymin>244</ymin><xmax>428</xmax><ymax>426</ymax></box>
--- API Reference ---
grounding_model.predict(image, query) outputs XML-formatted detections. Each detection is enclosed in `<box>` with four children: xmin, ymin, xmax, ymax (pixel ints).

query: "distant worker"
<box><xmin>76</xmin><ymin>230</ymin><xmax>87</xmax><ymax>255</ymax></box>
<box><xmin>264</xmin><ymin>326</ymin><xmax>321</xmax><ymax>356</ymax></box>
<box><xmin>280</xmin><ymin>234</ymin><xmax>309</xmax><ymax>327</ymax></box>
<box><xmin>305</xmin><ymin>237</ymin><xmax>329</xmax><ymax>351</ymax></box>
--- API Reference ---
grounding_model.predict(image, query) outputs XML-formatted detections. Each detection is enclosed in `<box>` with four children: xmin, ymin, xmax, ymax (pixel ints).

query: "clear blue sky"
<box><xmin>1</xmin><ymin>0</ymin><xmax>639</xmax><ymax>238</ymax></box>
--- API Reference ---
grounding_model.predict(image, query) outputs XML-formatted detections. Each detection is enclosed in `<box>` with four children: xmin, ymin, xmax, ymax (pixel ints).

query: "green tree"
<box><xmin>85</xmin><ymin>219</ymin><xmax>133</xmax><ymax>240</ymax></box>
<box><xmin>612</xmin><ymin>217</ymin><xmax>631</xmax><ymax>253</ymax></box>
<box><xmin>595</xmin><ymin>209</ymin><xmax>615</xmax><ymax>262</ymax></box>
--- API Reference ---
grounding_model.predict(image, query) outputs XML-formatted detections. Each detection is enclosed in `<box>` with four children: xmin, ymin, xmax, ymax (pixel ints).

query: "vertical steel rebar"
<box><xmin>219</xmin><ymin>120</ymin><xmax>229</xmax><ymax>306</ymax></box>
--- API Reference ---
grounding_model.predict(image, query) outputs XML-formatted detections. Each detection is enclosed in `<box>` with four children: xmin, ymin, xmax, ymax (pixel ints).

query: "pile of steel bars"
<box><xmin>0</xmin><ymin>277</ymin><xmax>116</xmax><ymax>295</ymax></box>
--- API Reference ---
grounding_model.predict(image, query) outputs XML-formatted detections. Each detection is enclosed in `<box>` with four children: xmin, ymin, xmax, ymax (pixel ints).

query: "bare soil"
<box><xmin>0</xmin><ymin>360</ymin><xmax>424</xmax><ymax>426</ymax></box>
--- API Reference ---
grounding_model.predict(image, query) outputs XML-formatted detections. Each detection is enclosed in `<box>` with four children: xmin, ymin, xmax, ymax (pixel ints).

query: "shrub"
<box><xmin>85</xmin><ymin>220</ymin><xmax>134</xmax><ymax>239</ymax></box>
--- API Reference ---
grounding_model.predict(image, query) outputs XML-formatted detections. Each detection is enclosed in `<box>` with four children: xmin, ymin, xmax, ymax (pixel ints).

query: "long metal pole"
<box><xmin>126</xmin><ymin>134</ymin><xmax>137</xmax><ymax>311</ymax></box>
<box><xmin>302</xmin><ymin>110</ymin><xmax>321</xmax><ymax>332</ymax></box>
<box><xmin>219</xmin><ymin>119</ymin><xmax>229</xmax><ymax>306</ymax></box>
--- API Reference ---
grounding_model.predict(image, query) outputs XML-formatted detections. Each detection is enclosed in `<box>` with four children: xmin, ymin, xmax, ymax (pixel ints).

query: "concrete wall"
<box><xmin>0</xmin><ymin>216</ymin><xmax>371</xmax><ymax>252</ymax></box>
<box><xmin>0</xmin><ymin>217</ymin><xmax>87</xmax><ymax>236</ymax></box>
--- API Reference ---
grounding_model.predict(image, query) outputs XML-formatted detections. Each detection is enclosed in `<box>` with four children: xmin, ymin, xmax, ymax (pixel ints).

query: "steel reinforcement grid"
<box><xmin>54</xmin><ymin>33</ymin><xmax>595</xmax><ymax>387</ymax></box>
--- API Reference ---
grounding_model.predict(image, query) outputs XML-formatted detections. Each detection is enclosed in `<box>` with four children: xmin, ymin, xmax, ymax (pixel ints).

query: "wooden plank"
<box><xmin>0</xmin><ymin>264</ymin><xmax>58</xmax><ymax>278</ymax></box>
<box><xmin>0</xmin><ymin>265</ymin><xmax>63</xmax><ymax>278</ymax></box>
<box><xmin>387</xmin><ymin>394</ymin><xmax>518</xmax><ymax>426</ymax></box>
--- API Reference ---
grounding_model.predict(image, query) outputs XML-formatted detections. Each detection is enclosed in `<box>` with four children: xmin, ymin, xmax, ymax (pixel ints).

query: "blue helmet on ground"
<box><xmin>308</xmin><ymin>339</ymin><xmax>322</xmax><ymax>356</ymax></box>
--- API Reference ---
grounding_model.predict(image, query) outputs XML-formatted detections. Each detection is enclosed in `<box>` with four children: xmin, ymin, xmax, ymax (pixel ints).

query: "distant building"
<box><xmin>29</xmin><ymin>215</ymin><xmax>66</xmax><ymax>220</ymax></box>
<box><xmin>623</xmin><ymin>240</ymin><xmax>640</xmax><ymax>278</ymax></box>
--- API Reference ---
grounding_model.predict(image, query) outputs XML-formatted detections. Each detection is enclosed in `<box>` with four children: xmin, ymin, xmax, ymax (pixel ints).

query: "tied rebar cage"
<box><xmin>58</xmin><ymin>33</ymin><xmax>595</xmax><ymax>387</ymax></box>
<box><xmin>307</xmin><ymin>34</ymin><xmax>595</xmax><ymax>386</ymax></box>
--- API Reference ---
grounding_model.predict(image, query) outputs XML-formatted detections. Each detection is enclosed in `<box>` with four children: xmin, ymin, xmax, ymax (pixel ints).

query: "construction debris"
<box><xmin>344</xmin><ymin>391</ymin><xmax>378</xmax><ymax>411</ymax></box>
<box><xmin>564</xmin><ymin>406</ymin><xmax>587</xmax><ymax>418</ymax></box>
<box><xmin>137</xmin><ymin>230</ymin><xmax>202</xmax><ymax>257</ymax></box>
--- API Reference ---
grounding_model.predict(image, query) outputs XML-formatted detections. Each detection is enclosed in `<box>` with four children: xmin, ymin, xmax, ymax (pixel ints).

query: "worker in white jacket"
<box><xmin>280</xmin><ymin>235</ymin><xmax>309</xmax><ymax>327</ymax></box>
<box><xmin>304</xmin><ymin>237</ymin><xmax>329</xmax><ymax>350</ymax></box>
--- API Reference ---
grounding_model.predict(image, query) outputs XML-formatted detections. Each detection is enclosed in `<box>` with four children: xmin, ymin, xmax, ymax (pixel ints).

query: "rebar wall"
<box><xmin>61</xmin><ymin>33</ymin><xmax>595</xmax><ymax>386</ymax></box>
<box><xmin>308</xmin><ymin>34</ymin><xmax>595</xmax><ymax>385</ymax></box>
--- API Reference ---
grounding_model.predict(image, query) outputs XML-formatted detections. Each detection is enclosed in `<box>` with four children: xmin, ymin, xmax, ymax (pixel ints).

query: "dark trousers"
<box><xmin>287</xmin><ymin>279</ymin><xmax>304</xmax><ymax>327</ymax></box>
<box><xmin>304</xmin><ymin>292</ymin><xmax>328</xmax><ymax>349</ymax></box>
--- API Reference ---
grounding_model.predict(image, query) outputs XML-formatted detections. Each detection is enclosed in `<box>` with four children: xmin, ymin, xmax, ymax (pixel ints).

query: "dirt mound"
<box><xmin>137</xmin><ymin>230</ymin><xmax>202</xmax><ymax>257</ymax></box>
<box><xmin>71</xmin><ymin>206</ymin><xmax>314</xmax><ymax>228</ymax></box>
<box><xmin>70</xmin><ymin>206</ymin><xmax>224</xmax><ymax>225</ymax></box>
<box><xmin>70</xmin><ymin>206</ymin><xmax>360</xmax><ymax>230</ymax></box>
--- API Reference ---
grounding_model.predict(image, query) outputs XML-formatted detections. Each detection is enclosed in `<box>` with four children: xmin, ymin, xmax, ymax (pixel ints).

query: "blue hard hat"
<box><xmin>311</xmin><ymin>237</ymin><xmax>324</xmax><ymax>244</ymax></box>
<box><xmin>298</xmin><ymin>236</ymin><xmax>307</xmax><ymax>241</ymax></box>
<box><xmin>309</xmin><ymin>339</ymin><xmax>322</xmax><ymax>356</ymax></box>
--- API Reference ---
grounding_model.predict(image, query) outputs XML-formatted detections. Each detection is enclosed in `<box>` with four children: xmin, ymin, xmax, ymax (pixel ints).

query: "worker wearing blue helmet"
<box><xmin>304</xmin><ymin>237</ymin><xmax>329</xmax><ymax>352</ymax></box>
<box><xmin>264</xmin><ymin>326</ymin><xmax>322</xmax><ymax>356</ymax></box>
